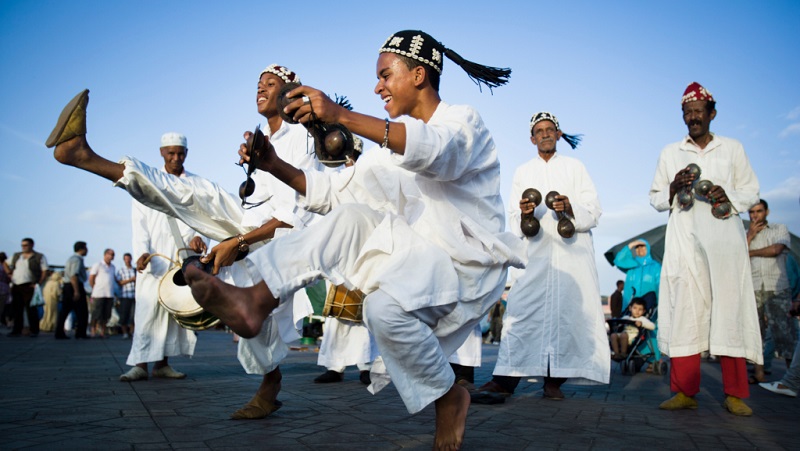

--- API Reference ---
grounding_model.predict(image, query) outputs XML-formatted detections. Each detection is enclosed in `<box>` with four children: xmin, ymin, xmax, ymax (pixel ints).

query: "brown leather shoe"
<box><xmin>46</xmin><ymin>89</ymin><xmax>89</xmax><ymax>148</ymax></box>
<box><xmin>543</xmin><ymin>385</ymin><xmax>565</xmax><ymax>400</ymax></box>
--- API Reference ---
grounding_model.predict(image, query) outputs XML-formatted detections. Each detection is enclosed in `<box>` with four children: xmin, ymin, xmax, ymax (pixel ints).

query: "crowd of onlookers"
<box><xmin>0</xmin><ymin>239</ymin><xmax>137</xmax><ymax>339</ymax></box>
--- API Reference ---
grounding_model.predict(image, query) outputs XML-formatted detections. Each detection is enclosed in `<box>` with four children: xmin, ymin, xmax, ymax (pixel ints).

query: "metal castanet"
<box><xmin>520</xmin><ymin>188</ymin><xmax>541</xmax><ymax>237</ymax></box>
<box><xmin>557</xmin><ymin>216</ymin><xmax>576</xmax><ymax>239</ymax></box>
<box><xmin>691</xmin><ymin>177</ymin><xmax>733</xmax><ymax>219</ymax></box>
<box><xmin>312</xmin><ymin>122</ymin><xmax>357</xmax><ymax>168</ymax></box>
<box><xmin>276</xmin><ymin>82</ymin><xmax>357</xmax><ymax>168</ymax></box>
<box><xmin>677</xmin><ymin>164</ymin><xmax>702</xmax><ymax>210</ymax></box>
<box><xmin>276</xmin><ymin>82</ymin><xmax>302</xmax><ymax>124</ymax></box>
<box><xmin>239</xmin><ymin>125</ymin><xmax>266</xmax><ymax>206</ymax></box>
<box><xmin>711</xmin><ymin>201</ymin><xmax>733</xmax><ymax>219</ymax></box>
<box><xmin>544</xmin><ymin>190</ymin><xmax>576</xmax><ymax>238</ymax></box>
<box><xmin>694</xmin><ymin>179</ymin><xmax>713</xmax><ymax>198</ymax></box>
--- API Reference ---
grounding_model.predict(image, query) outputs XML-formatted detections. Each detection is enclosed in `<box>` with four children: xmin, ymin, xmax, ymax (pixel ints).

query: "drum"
<box><xmin>158</xmin><ymin>265</ymin><xmax>220</xmax><ymax>330</ymax></box>
<box><xmin>322</xmin><ymin>285</ymin><xmax>365</xmax><ymax>322</ymax></box>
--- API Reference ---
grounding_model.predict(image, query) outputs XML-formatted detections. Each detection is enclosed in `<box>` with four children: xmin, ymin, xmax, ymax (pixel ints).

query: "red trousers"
<box><xmin>670</xmin><ymin>354</ymin><xmax>749</xmax><ymax>399</ymax></box>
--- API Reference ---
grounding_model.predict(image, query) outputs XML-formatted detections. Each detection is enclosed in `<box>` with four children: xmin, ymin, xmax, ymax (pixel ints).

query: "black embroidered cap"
<box><xmin>530</xmin><ymin>111</ymin><xmax>583</xmax><ymax>149</ymax></box>
<box><xmin>379</xmin><ymin>30</ymin><xmax>511</xmax><ymax>92</ymax></box>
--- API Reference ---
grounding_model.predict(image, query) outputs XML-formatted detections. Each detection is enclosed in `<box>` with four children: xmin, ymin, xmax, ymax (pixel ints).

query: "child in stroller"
<box><xmin>607</xmin><ymin>292</ymin><xmax>667</xmax><ymax>375</ymax></box>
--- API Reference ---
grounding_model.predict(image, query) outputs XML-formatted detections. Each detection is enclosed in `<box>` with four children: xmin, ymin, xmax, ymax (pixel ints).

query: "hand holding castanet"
<box><xmin>520</xmin><ymin>188</ymin><xmax>541</xmax><ymax>237</ymax></box>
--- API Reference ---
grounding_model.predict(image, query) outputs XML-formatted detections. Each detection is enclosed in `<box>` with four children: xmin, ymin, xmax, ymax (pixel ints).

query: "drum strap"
<box><xmin>167</xmin><ymin>217</ymin><xmax>193</xmax><ymax>262</ymax></box>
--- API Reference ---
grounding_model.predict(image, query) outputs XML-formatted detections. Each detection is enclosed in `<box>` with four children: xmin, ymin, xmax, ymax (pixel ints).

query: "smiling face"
<box><xmin>531</xmin><ymin>120</ymin><xmax>562</xmax><ymax>155</ymax></box>
<box><xmin>160</xmin><ymin>145</ymin><xmax>187</xmax><ymax>176</ymax></box>
<box><xmin>257</xmin><ymin>73</ymin><xmax>285</xmax><ymax>118</ymax></box>
<box><xmin>374</xmin><ymin>52</ymin><xmax>423</xmax><ymax>119</ymax></box>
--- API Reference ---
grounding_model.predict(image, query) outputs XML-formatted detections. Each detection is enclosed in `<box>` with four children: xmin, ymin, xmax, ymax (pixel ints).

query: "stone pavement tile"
<box><xmin>204</xmin><ymin>433</ymin><xmax>310</xmax><ymax>449</ymax></box>
<box><xmin>170</xmin><ymin>441</ymin><xmax>214</xmax><ymax>449</ymax></box>
<box><xmin>3</xmin><ymin>330</ymin><xmax>799</xmax><ymax>450</ymax></box>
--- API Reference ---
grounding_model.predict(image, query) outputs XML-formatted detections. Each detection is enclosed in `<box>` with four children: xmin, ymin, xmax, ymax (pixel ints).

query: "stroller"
<box><xmin>606</xmin><ymin>291</ymin><xmax>668</xmax><ymax>375</ymax></box>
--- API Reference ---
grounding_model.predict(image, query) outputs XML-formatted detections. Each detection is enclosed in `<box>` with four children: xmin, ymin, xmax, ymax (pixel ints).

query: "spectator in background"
<box><xmin>747</xmin><ymin>199</ymin><xmax>795</xmax><ymax>384</ymax></box>
<box><xmin>39</xmin><ymin>271</ymin><xmax>63</xmax><ymax>332</ymax></box>
<box><xmin>89</xmin><ymin>248</ymin><xmax>116</xmax><ymax>338</ymax></box>
<box><xmin>609</xmin><ymin>280</ymin><xmax>624</xmax><ymax>319</ymax></box>
<box><xmin>759</xmin><ymin>253</ymin><xmax>800</xmax><ymax>397</ymax></box>
<box><xmin>0</xmin><ymin>252</ymin><xmax>11</xmax><ymax>327</ymax></box>
<box><xmin>614</xmin><ymin>239</ymin><xmax>661</xmax><ymax>311</ymax></box>
<box><xmin>484</xmin><ymin>299</ymin><xmax>505</xmax><ymax>345</ymax></box>
<box><xmin>116</xmin><ymin>252</ymin><xmax>136</xmax><ymax>340</ymax></box>
<box><xmin>56</xmin><ymin>241</ymin><xmax>89</xmax><ymax>339</ymax></box>
<box><xmin>8</xmin><ymin>238</ymin><xmax>49</xmax><ymax>337</ymax></box>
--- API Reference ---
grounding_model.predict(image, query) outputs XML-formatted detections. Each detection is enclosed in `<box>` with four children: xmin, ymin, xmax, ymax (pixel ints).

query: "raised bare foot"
<box><xmin>184</xmin><ymin>264</ymin><xmax>276</xmax><ymax>338</ymax></box>
<box><xmin>54</xmin><ymin>135</ymin><xmax>94</xmax><ymax>167</ymax></box>
<box><xmin>433</xmin><ymin>383</ymin><xmax>470</xmax><ymax>451</ymax></box>
<box><xmin>53</xmin><ymin>135</ymin><xmax>126</xmax><ymax>181</ymax></box>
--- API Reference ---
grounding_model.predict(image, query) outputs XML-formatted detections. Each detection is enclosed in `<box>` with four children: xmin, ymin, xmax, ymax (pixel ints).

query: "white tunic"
<box><xmin>318</xmin><ymin>316</ymin><xmax>379</xmax><ymax>370</ymax></box>
<box><xmin>650</xmin><ymin>134</ymin><xmax>761</xmax><ymax>362</ymax></box>
<box><xmin>126</xmin><ymin>168</ymin><xmax>209</xmax><ymax>366</ymax></box>
<box><xmin>494</xmin><ymin>153</ymin><xmax>610</xmax><ymax>384</ymax></box>
<box><xmin>298</xmin><ymin>102</ymin><xmax>524</xmax><ymax>307</ymax></box>
<box><xmin>249</xmin><ymin>102</ymin><xmax>525</xmax><ymax>413</ymax></box>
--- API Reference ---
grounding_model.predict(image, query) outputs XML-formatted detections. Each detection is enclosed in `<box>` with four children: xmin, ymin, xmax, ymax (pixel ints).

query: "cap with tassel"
<box><xmin>379</xmin><ymin>30</ymin><xmax>510</xmax><ymax>92</ymax></box>
<box><xmin>530</xmin><ymin>111</ymin><xmax>583</xmax><ymax>150</ymax></box>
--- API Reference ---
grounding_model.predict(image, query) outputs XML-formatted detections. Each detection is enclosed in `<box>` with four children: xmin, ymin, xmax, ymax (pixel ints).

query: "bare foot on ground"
<box><xmin>184</xmin><ymin>264</ymin><xmax>276</xmax><ymax>338</ymax></box>
<box><xmin>434</xmin><ymin>383</ymin><xmax>470</xmax><ymax>451</ymax></box>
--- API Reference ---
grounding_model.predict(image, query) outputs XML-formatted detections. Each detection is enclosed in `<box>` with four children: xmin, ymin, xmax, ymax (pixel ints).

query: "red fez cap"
<box><xmin>681</xmin><ymin>82</ymin><xmax>714</xmax><ymax>104</ymax></box>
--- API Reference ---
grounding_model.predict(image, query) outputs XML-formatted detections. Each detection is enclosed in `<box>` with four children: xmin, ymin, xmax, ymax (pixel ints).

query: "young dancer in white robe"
<box><xmin>187</xmin><ymin>31</ymin><xmax>522</xmax><ymax>451</ymax></box>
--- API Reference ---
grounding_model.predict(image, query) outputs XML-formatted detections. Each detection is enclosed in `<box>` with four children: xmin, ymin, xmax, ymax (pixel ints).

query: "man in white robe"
<box><xmin>120</xmin><ymin>132</ymin><xmax>209</xmax><ymax>382</ymax></box>
<box><xmin>471</xmin><ymin>112</ymin><xmax>609</xmax><ymax>404</ymax></box>
<box><xmin>650</xmin><ymin>82</ymin><xmax>760</xmax><ymax>416</ymax></box>
<box><xmin>180</xmin><ymin>30</ymin><xmax>523</xmax><ymax>451</ymax></box>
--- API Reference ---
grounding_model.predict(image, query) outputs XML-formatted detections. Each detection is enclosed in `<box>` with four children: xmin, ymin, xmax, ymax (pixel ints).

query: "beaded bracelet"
<box><xmin>381</xmin><ymin>118</ymin><xmax>390</xmax><ymax>148</ymax></box>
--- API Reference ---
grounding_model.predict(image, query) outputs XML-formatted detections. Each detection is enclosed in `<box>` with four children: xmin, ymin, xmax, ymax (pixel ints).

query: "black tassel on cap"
<box><xmin>443</xmin><ymin>47</ymin><xmax>511</xmax><ymax>92</ymax></box>
<box><xmin>561</xmin><ymin>133</ymin><xmax>583</xmax><ymax>150</ymax></box>
<box><xmin>379</xmin><ymin>30</ymin><xmax>511</xmax><ymax>93</ymax></box>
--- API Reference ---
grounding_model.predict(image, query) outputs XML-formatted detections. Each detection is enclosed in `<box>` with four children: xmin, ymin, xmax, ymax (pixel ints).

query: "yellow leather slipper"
<box><xmin>45</xmin><ymin>89</ymin><xmax>89</xmax><ymax>148</ymax></box>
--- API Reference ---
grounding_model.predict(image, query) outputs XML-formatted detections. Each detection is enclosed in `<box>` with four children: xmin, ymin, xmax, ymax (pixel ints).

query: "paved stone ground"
<box><xmin>0</xmin><ymin>328</ymin><xmax>796</xmax><ymax>450</ymax></box>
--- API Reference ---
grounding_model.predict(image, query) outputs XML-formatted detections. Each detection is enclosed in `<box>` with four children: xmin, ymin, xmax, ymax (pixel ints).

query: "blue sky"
<box><xmin>1</xmin><ymin>0</ymin><xmax>798</xmax><ymax>295</ymax></box>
